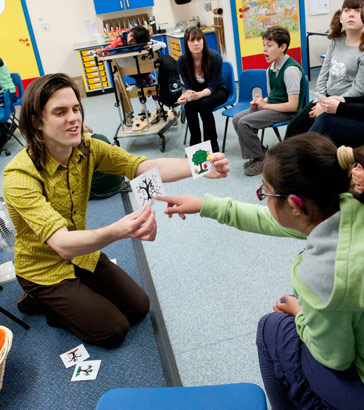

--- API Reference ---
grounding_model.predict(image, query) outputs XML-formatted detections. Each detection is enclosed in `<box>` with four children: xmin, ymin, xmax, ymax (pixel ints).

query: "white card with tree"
<box><xmin>185</xmin><ymin>140</ymin><xmax>215</xmax><ymax>179</ymax></box>
<box><xmin>130</xmin><ymin>166</ymin><xmax>165</xmax><ymax>209</ymax></box>
<box><xmin>60</xmin><ymin>344</ymin><xmax>90</xmax><ymax>368</ymax></box>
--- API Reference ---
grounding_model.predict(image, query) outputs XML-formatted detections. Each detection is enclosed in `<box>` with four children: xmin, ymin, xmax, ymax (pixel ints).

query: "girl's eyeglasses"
<box><xmin>256</xmin><ymin>184</ymin><xmax>288</xmax><ymax>201</ymax></box>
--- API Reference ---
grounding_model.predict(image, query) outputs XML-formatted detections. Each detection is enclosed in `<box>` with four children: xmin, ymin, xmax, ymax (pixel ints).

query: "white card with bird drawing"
<box><xmin>130</xmin><ymin>166</ymin><xmax>165</xmax><ymax>209</ymax></box>
<box><xmin>71</xmin><ymin>360</ymin><xmax>101</xmax><ymax>381</ymax></box>
<box><xmin>60</xmin><ymin>344</ymin><xmax>90</xmax><ymax>368</ymax></box>
<box><xmin>185</xmin><ymin>140</ymin><xmax>215</xmax><ymax>179</ymax></box>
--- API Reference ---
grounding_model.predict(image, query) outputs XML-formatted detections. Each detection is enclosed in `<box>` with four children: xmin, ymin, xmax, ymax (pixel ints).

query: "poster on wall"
<box><xmin>241</xmin><ymin>0</ymin><xmax>299</xmax><ymax>40</ymax></box>
<box><xmin>234</xmin><ymin>0</ymin><xmax>304</xmax><ymax>70</ymax></box>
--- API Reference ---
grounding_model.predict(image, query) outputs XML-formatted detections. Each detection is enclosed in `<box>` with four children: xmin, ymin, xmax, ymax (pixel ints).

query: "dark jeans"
<box><xmin>185</xmin><ymin>87</ymin><xmax>229</xmax><ymax>151</ymax></box>
<box><xmin>310</xmin><ymin>112</ymin><xmax>364</xmax><ymax>147</ymax></box>
<box><xmin>256</xmin><ymin>312</ymin><xmax>364</xmax><ymax>410</ymax></box>
<box><xmin>17</xmin><ymin>253</ymin><xmax>150</xmax><ymax>347</ymax></box>
<box><xmin>285</xmin><ymin>101</ymin><xmax>316</xmax><ymax>139</ymax></box>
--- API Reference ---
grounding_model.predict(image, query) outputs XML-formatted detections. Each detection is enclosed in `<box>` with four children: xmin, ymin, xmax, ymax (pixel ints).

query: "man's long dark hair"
<box><xmin>19</xmin><ymin>73</ymin><xmax>88</xmax><ymax>170</ymax></box>
<box><xmin>182</xmin><ymin>26</ymin><xmax>211</xmax><ymax>86</ymax></box>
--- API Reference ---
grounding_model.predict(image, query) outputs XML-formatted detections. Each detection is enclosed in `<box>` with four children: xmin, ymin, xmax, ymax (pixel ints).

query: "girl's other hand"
<box><xmin>352</xmin><ymin>163</ymin><xmax>364</xmax><ymax>194</ymax></box>
<box><xmin>273</xmin><ymin>294</ymin><xmax>302</xmax><ymax>316</ymax></box>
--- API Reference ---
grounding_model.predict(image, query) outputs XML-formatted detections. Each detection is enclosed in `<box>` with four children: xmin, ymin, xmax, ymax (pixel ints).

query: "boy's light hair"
<box><xmin>262</xmin><ymin>26</ymin><xmax>290</xmax><ymax>54</ymax></box>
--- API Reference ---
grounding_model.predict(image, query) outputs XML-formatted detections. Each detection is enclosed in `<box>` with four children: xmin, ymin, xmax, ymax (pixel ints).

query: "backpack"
<box><xmin>89</xmin><ymin>134</ymin><xmax>131</xmax><ymax>200</ymax></box>
<box><xmin>156</xmin><ymin>54</ymin><xmax>182</xmax><ymax>108</ymax></box>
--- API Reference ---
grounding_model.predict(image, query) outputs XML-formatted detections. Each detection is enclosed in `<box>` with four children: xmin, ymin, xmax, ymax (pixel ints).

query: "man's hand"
<box><xmin>116</xmin><ymin>204</ymin><xmax>157</xmax><ymax>241</ymax></box>
<box><xmin>273</xmin><ymin>294</ymin><xmax>302</xmax><ymax>316</ymax></box>
<box><xmin>156</xmin><ymin>194</ymin><xmax>203</xmax><ymax>220</ymax></box>
<box><xmin>204</xmin><ymin>152</ymin><xmax>230</xmax><ymax>179</ymax></box>
<box><xmin>352</xmin><ymin>163</ymin><xmax>364</xmax><ymax>194</ymax></box>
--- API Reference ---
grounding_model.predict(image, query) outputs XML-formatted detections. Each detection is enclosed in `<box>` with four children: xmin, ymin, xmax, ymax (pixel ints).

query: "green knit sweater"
<box><xmin>200</xmin><ymin>192</ymin><xmax>364</xmax><ymax>383</ymax></box>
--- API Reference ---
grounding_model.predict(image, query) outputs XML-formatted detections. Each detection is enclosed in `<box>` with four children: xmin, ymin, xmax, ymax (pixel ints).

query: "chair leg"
<box><xmin>260</xmin><ymin>129</ymin><xmax>265</xmax><ymax>146</ymax></box>
<box><xmin>0</xmin><ymin>306</ymin><xmax>30</xmax><ymax>330</ymax></box>
<box><xmin>273</xmin><ymin>127</ymin><xmax>282</xmax><ymax>142</ymax></box>
<box><xmin>183</xmin><ymin>123</ymin><xmax>188</xmax><ymax>145</ymax></box>
<box><xmin>222</xmin><ymin>117</ymin><xmax>230</xmax><ymax>153</ymax></box>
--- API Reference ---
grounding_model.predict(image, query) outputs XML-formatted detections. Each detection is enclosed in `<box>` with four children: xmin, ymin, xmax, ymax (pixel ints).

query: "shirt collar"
<box><xmin>269</xmin><ymin>54</ymin><xmax>289</xmax><ymax>73</ymax></box>
<box><xmin>45</xmin><ymin>145</ymin><xmax>85</xmax><ymax>175</ymax></box>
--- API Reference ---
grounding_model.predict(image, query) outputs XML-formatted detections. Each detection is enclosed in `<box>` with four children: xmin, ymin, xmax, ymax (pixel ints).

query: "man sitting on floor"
<box><xmin>3</xmin><ymin>73</ymin><xmax>230</xmax><ymax>348</ymax></box>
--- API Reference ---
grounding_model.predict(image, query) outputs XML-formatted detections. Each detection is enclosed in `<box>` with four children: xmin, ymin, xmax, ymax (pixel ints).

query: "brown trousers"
<box><xmin>17</xmin><ymin>253</ymin><xmax>150</xmax><ymax>347</ymax></box>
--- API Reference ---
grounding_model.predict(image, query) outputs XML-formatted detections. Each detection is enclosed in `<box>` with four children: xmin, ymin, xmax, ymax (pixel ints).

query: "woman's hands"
<box><xmin>178</xmin><ymin>90</ymin><xmax>199</xmax><ymax>104</ymax></box>
<box><xmin>273</xmin><ymin>295</ymin><xmax>302</xmax><ymax>316</ymax></box>
<box><xmin>155</xmin><ymin>194</ymin><xmax>203</xmax><ymax>220</ymax></box>
<box><xmin>318</xmin><ymin>96</ymin><xmax>345</xmax><ymax>114</ymax></box>
<box><xmin>352</xmin><ymin>163</ymin><xmax>364</xmax><ymax>194</ymax></box>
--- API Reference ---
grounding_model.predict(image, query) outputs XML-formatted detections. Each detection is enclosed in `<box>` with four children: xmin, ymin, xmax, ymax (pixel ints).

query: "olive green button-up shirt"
<box><xmin>3</xmin><ymin>134</ymin><xmax>147</xmax><ymax>285</ymax></box>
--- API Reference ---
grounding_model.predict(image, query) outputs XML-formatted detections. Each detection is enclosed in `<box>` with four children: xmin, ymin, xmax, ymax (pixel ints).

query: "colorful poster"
<box><xmin>241</xmin><ymin>0</ymin><xmax>299</xmax><ymax>39</ymax></box>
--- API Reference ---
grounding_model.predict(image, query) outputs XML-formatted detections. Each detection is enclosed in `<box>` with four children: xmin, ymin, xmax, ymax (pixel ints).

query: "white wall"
<box><xmin>24</xmin><ymin>0</ymin><xmax>237</xmax><ymax>78</ymax></box>
<box><xmin>24</xmin><ymin>0</ymin><xmax>336</xmax><ymax>79</ymax></box>
<box><xmin>304</xmin><ymin>0</ymin><xmax>342</xmax><ymax>67</ymax></box>
<box><xmin>25</xmin><ymin>0</ymin><xmax>99</xmax><ymax>77</ymax></box>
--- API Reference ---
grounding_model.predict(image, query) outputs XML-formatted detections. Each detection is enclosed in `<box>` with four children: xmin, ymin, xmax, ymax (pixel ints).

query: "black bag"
<box><xmin>156</xmin><ymin>54</ymin><xmax>182</xmax><ymax>108</ymax></box>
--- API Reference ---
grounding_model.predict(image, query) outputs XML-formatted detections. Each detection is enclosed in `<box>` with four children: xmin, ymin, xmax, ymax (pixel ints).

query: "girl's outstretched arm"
<box><xmin>156</xmin><ymin>194</ymin><xmax>203</xmax><ymax>220</ymax></box>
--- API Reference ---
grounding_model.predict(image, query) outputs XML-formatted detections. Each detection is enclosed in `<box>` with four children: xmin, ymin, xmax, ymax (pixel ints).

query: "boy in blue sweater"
<box><xmin>233</xmin><ymin>26</ymin><xmax>306</xmax><ymax>176</ymax></box>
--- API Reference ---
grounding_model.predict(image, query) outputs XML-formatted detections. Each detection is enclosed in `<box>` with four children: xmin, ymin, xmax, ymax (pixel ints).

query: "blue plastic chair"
<box><xmin>221</xmin><ymin>69</ymin><xmax>267</xmax><ymax>152</ymax></box>
<box><xmin>9</xmin><ymin>73</ymin><xmax>24</xmax><ymax>134</ymax></box>
<box><xmin>0</xmin><ymin>90</ymin><xmax>16</xmax><ymax>155</ymax></box>
<box><xmin>96</xmin><ymin>383</ymin><xmax>267</xmax><ymax>410</ymax></box>
<box><xmin>10</xmin><ymin>73</ymin><xmax>24</xmax><ymax>108</ymax></box>
<box><xmin>261</xmin><ymin>74</ymin><xmax>310</xmax><ymax>145</ymax></box>
<box><xmin>182</xmin><ymin>61</ymin><xmax>237</xmax><ymax>152</ymax></box>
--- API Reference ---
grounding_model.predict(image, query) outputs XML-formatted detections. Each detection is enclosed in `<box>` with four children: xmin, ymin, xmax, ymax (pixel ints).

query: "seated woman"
<box><xmin>309</xmin><ymin>95</ymin><xmax>364</xmax><ymax>147</ymax></box>
<box><xmin>157</xmin><ymin>133</ymin><xmax>364</xmax><ymax>409</ymax></box>
<box><xmin>177</xmin><ymin>26</ymin><xmax>228</xmax><ymax>152</ymax></box>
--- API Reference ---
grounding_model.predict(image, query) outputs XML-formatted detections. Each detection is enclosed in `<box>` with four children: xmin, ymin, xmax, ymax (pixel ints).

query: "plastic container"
<box><xmin>0</xmin><ymin>326</ymin><xmax>13</xmax><ymax>390</ymax></box>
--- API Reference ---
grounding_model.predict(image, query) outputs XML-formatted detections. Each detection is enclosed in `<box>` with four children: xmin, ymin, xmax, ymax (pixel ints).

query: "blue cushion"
<box><xmin>96</xmin><ymin>383</ymin><xmax>267</xmax><ymax>410</ymax></box>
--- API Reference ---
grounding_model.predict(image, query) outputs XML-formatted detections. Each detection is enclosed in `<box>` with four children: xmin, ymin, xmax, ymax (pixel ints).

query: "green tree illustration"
<box><xmin>192</xmin><ymin>150</ymin><xmax>209</xmax><ymax>174</ymax></box>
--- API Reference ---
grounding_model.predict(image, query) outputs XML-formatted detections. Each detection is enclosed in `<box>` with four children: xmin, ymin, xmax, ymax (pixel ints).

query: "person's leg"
<box><xmin>76</xmin><ymin>253</ymin><xmax>149</xmax><ymax>326</ymax></box>
<box><xmin>257</xmin><ymin>311</ymin><xmax>364</xmax><ymax>410</ymax></box>
<box><xmin>17</xmin><ymin>254</ymin><xmax>149</xmax><ymax>347</ymax></box>
<box><xmin>233</xmin><ymin>108</ymin><xmax>292</xmax><ymax>160</ymax></box>
<box><xmin>310</xmin><ymin>113</ymin><xmax>364</xmax><ymax>148</ymax></box>
<box><xmin>195</xmin><ymin>88</ymin><xmax>229</xmax><ymax>151</ymax></box>
<box><xmin>256</xmin><ymin>314</ymin><xmax>297</xmax><ymax>410</ymax></box>
<box><xmin>185</xmin><ymin>101</ymin><xmax>202</xmax><ymax>146</ymax></box>
<box><xmin>284</xmin><ymin>101</ymin><xmax>316</xmax><ymax>139</ymax></box>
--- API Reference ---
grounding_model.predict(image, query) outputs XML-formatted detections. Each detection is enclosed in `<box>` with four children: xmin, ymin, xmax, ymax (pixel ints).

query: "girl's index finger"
<box><xmin>155</xmin><ymin>195</ymin><xmax>177</xmax><ymax>204</ymax></box>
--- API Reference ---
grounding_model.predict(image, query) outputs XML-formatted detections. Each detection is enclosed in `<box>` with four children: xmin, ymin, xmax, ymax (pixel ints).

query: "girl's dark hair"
<box><xmin>183</xmin><ymin>26</ymin><xmax>211</xmax><ymax>86</ymax></box>
<box><xmin>328</xmin><ymin>0</ymin><xmax>364</xmax><ymax>51</ymax></box>
<box><xmin>19</xmin><ymin>73</ymin><xmax>88</xmax><ymax>170</ymax></box>
<box><xmin>264</xmin><ymin>133</ymin><xmax>364</xmax><ymax>217</ymax></box>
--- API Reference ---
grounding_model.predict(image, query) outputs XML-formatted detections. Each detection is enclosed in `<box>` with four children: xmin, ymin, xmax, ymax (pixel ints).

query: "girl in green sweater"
<box><xmin>157</xmin><ymin>133</ymin><xmax>364</xmax><ymax>409</ymax></box>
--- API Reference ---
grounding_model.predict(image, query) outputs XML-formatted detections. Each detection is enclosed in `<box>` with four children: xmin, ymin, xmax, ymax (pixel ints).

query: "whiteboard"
<box><xmin>309</xmin><ymin>0</ymin><xmax>330</xmax><ymax>15</ymax></box>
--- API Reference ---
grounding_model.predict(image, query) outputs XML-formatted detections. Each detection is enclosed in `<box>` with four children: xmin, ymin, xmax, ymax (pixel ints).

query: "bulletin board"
<box><xmin>230</xmin><ymin>0</ymin><xmax>308</xmax><ymax>73</ymax></box>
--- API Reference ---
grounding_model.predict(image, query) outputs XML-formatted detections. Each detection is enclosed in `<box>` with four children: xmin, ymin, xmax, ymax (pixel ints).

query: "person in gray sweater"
<box><xmin>285</xmin><ymin>0</ymin><xmax>364</xmax><ymax>138</ymax></box>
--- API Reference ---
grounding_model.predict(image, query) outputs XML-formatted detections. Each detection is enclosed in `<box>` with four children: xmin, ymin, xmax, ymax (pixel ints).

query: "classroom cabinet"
<box><xmin>93</xmin><ymin>0</ymin><xmax>154</xmax><ymax>15</ymax></box>
<box><xmin>74</xmin><ymin>43</ymin><xmax>114</xmax><ymax>96</ymax></box>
